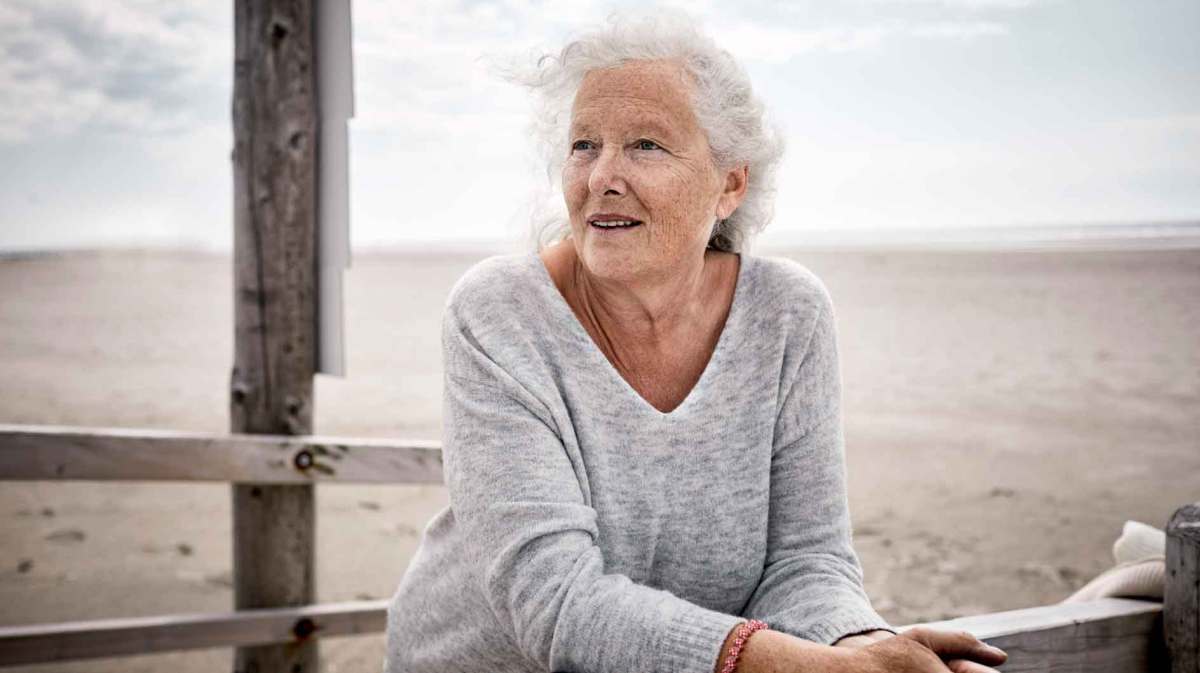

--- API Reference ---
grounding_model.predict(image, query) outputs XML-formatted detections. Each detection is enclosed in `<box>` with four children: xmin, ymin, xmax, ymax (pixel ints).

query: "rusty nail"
<box><xmin>293</xmin><ymin>450</ymin><xmax>314</xmax><ymax>470</ymax></box>
<box><xmin>292</xmin><ymin>617</ymin><xmax>317</xmax><ymax>640</ymax></box>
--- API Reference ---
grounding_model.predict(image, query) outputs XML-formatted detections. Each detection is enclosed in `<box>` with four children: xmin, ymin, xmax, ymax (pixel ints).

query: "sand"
<box><xmin>1</xmin><ymin>245</ymin><xmax>1197</xmax><ymax>672</ymax></box>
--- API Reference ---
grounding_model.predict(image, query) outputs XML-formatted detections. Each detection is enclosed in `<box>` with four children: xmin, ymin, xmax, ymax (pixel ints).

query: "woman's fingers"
<box><xmin>946</xmin><ymin>658</ymin><xmax>1003</xmax><ymax>673</ymax></box>
<box><xmin>902</xmin><ymin>627</ymin><xmax>1008</xmax><ymax>665</ymax></box>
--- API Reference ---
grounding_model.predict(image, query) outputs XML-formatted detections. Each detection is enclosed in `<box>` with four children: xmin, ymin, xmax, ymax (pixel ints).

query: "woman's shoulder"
<box><xmin>444</xmin><ymin>250</ymin><xmax>554</xmax><ymax>340</ymax></box>
<box><xmin>440</xmin><ymin>253</ymin><xmax>565</xmax><ymax>404</ymax></box>
<box><xmin>745</xmin><ymin>254</ymin><xmax>835</xmax><ymax>322</ymax></box>
<box><xmin>444</xmin><ymin>253</ymin><xmax>543</xmax><ymax>323</ymax></box>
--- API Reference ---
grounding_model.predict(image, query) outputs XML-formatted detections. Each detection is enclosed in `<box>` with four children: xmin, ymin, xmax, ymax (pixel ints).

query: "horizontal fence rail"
<box><xmin>0</xmin><ymin>600</ymin><xmax>388</xmax><ymax>667</ymax></box>
<box><xmin>0</xmin><ymin>424</ymin><xmax>443</xmax><ymax>484</ymax></box>
<box><xmin>917</xmin><ymin>598</ymin><xmax>1165</xmax><ymax>673</ymax></box>
<box><xmin>0</xmin><ymin>598</ymin><xmax>1161</xmax><ymax>668</ymax></box>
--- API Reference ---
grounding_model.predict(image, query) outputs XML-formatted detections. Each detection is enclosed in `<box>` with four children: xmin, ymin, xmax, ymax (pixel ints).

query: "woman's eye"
<box><xmin>571</xmin><ymin>140</ymin><xmax>595</xmax><ymax>152</ymax></box>
<box><xmin>635</xmin><ymin>139</ymin><xmax>661</xmax><ymax>151</ymax></box>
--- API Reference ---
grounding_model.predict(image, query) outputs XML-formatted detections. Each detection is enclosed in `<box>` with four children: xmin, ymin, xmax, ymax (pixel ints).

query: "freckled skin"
<box><xmin>562</xmin><ymin>59</ymin><xmax>740</xmax><ymax>286</ymax></box>
<box><xmin>544</xmin><ymin>59</ymin><xmax>750</xmax><ymax>413</ymax></box>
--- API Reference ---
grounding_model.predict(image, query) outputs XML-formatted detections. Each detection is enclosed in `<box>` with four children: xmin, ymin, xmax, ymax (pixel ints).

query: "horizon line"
<box><xmin>2</xmin><ymin>220</ymin><xmax>1199</xmax><ymax>259</ymax></box>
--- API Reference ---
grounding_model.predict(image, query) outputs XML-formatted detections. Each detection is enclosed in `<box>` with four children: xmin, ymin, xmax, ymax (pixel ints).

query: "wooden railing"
<box><xmin>920</xmin><ymin>598</ymin><xmax>1165</xmax><ymax>672</ymax></box>
<box><xmin>0</xmin><ymin>423</ymin><xmax>436</xmax><ymax>668</ymax></box>
<box><xmin>0</xmin><ymin>424</ymin><xmax>442</xmax><ymax>484</ymax></box>
<box><xmin>0</xmin><ymin>424</ymin><xmax>1196</xmax><ymax>672</ymax></box>
<box><xmin>0</xmin><ymin>599</ymin><xmax>387</xmax><ymax>667</ymax></box>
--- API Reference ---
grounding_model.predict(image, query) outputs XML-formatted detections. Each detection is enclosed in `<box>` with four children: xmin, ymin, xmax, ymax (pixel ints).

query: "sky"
<box><xmin>0</xmin><ymin>0</ymin><xmax>1197</xmax><ymax>252</ymax></box>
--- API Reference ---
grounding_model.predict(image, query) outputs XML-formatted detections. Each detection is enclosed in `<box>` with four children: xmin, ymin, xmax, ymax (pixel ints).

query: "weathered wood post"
<box><xmin>1167</xmin><ymin>503</ymin><xmax>1200</xmax><ymax>672</ymax></box>
<box><xmin>231</xmin><ymin>1</ymin><xmax>319</xmax><ymax>672</ymax></box>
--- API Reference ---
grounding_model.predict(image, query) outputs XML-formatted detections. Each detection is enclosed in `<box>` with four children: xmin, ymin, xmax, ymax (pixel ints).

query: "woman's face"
<box><xmin>562</xmin><ymin>59</ymin><xmax>745</xmax><ymax>285</ymax></box>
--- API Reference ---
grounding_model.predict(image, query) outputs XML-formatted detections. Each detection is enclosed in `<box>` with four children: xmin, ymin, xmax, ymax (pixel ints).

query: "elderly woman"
<box><xmin>385</xmin><ymin>15</ymin><xmax>1007</xmax><ymax>673</ymax></box>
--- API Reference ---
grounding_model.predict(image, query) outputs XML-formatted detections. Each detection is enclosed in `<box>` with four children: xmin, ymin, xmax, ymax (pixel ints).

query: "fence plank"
<box><xmin>0</xmin><ymin>424</ymin><xmax>442</xmax><ymax>484</ymax></box>
<box><xmin>914</xmin><ymin>598</ymin><xmax>1165</xmax><ymax>673</ymax></box>
<box><xmin>0</xmin><ymin>600</ymin><xmax>387</xmax><ymax>667</ymax></box>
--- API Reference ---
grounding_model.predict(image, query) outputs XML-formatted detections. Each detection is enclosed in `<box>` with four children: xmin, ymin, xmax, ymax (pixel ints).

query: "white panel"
<box><xmin>316</xmin><ymin>0</ymin><xmax>354</xmax><ymax>376</ymax></box>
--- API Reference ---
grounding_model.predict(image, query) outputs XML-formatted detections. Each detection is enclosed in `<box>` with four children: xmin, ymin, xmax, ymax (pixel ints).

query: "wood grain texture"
<box><xmin>0</xmin><ymin>424</ymin><xmax>443</xmax><ymax>484</ymax></box>
<box><xmin>913</xmin><ymin>598</ymin><xmax>1166</xmax><ymax>673</ymax></box>
<box><xmin>0</xmin><ymin>600</ymin><xmax>387</xmax><ymax>666</ymax></box>
<box><xmin>231</xmin><ymin>0</ymin><xmax>316</xmax><ymax>439</ymax></box>
<box><xmin>231</xmin><ymin>1</ymin><xmax>319</xmax><ymax>671</ymax></box>
<box><xmin>1167</xmin><ymin>503</ymin><xmax>1200</xmax><ymax>673</ymax></box>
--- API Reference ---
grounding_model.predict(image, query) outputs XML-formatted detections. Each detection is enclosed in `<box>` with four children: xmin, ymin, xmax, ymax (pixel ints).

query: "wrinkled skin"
<box><xmin>837</xmin><ymin>627</ymin><xmax>1008</xmax><ymax>673</ymax></box>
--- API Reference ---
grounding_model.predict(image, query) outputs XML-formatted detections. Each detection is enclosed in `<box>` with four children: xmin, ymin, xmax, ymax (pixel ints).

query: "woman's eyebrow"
<box><xmin>567</xmin><ymin>119</ymin><xmax>597</xmax><ymax>137</ymax></box>
<box><xmin>632</xmin><ymin>119</ymin><xmax>680</xmax><ymax>142</ymax></box>
<box><xmin>568</xmin><ymin>118</ymin><xmax>683</xmax><ymax>143</ymax></box>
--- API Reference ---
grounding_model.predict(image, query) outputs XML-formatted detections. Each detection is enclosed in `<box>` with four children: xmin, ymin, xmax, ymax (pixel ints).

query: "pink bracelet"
<box><xmin>719</xmin><ymin>619</ymin><xmax>769</xmax><ymax>673</ymax></box>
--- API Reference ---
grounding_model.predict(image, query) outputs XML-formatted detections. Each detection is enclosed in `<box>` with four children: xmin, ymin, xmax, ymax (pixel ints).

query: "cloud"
<box><xmin>770</xmin><ymin>112</ymin><xmax>1200</xmax><ymax>232</ymax></box>
<box><xmin>0</xmin><ymin>1</ymin><xmax>1015</xmax><ymax>144</ymax></box>
<box><xmin>3</xmin><ymin>0</ymin><xmax>1193</xmax><ymax>252</ymax></box>
<box><xmin>719</xmin><ymin>19</ymin><xmax>1006</xmax><ymax>63</ymax></box>
<box><xmin>907</xmin><ymin>20</ymin><xmax>1006</xmax><ymax>38</ymax></box>
<box><xmin>0</xmin><ymin>0</ymin><xmax>228</xmax><ymax>144</ymax></box>
<box><xmin>866</xmin><ymin>0</ymin><xmax>1043</xmax><ymax>9</ymax></box>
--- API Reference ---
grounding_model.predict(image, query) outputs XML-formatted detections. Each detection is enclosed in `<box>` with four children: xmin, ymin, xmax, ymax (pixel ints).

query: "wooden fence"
<box><xmin>9</xmin><ymin>0</ymin><xmax>1197</xmax><ymax>669</ymax></box>
<box><xmin>0</xmin><ymin>423</ymin><xmax>1196</xmax><ymax>671</ymax></box>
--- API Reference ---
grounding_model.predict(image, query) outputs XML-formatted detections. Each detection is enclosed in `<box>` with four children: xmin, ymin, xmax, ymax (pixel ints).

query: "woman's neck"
<box><xmin>541</xmin><ymin>239</ymin><xmax>728</xmax><ymax>346</ymax></box>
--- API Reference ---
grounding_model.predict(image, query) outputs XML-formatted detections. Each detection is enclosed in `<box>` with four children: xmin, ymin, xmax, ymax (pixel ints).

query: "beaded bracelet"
<box><xmin>719</xmin><ymin>619</ymin><xmax>769</xmax><ymax>673</ymax></box>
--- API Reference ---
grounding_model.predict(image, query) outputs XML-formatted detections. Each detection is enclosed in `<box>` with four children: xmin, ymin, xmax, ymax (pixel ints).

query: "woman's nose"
<box><xmin>587</xmin><ymin>148</ymin><xmax>627</xmax><ymax>197</ymax></box>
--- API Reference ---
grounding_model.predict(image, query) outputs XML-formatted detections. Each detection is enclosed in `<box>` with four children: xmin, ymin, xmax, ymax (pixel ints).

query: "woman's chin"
<box><xmin>576</xmin><ymin>245</ymin><xmax>645</xmax><ymax>285</ymax></box>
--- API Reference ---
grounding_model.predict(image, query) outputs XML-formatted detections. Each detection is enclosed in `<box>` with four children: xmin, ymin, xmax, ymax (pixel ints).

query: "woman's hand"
<box><xmin>844</xmin><ymin>627</ymin><xmax>1008</xmax><ymax>673</ymax></box>
<box><xmin>731</xmin><ymin>625</ymin><xmax>1006</xmax><ymax>673</ymax></box>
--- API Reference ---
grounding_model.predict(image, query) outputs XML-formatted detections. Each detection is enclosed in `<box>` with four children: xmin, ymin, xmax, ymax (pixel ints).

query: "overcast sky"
<box><xmin>0</xmin><ymin>0</ymin><xmax>1197</xmax><ymax>252</ymax></box>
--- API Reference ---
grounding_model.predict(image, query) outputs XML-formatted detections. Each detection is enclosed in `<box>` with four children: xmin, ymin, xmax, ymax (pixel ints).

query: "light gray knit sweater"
<box><xmin>384</xmin><ymin>251</ymin><xmax>891</xmax><ymax>673</ymax></box>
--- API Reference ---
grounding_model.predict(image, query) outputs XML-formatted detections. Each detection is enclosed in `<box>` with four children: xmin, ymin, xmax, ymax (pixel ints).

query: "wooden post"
<box><xmin>1167</xmin><ymin>503</ymin><xmax>1200</xmax><ymax>673</ymax></box>
<box><xmin>231</xmin><ymin>1</ymin><xmax>319</xmax><ymax>672</ymax></box>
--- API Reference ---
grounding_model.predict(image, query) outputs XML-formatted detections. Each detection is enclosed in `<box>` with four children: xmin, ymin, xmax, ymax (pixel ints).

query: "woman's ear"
<box><xmin>716</xmin><ymin>165</ymin><xmax>749</xmax><ymax>220</ymax></box>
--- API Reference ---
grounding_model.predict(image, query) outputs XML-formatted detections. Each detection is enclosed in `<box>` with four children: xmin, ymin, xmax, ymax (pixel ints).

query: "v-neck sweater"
<box><xmin>384</xmin><ymin>251</ymin><xmax>891</xmax><ymax>673</ymax></box>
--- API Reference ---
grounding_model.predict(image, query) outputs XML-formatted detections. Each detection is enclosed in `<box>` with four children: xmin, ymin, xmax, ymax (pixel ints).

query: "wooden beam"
<box><xmin>1167</xmin><ymin>503</ymin><xmax>1200</xmax><ymax>672</ymax></box>
<box><xmin>913</xmin><ymin>598</ymin><xmax>1165</xmax><ymax>673</ymax></box>
<box><xmin>231</xmin><ymin>1</ymin><xmax>319</xmax><ymax>671</ymax></box>
<box><xmin>1</xmin><ymin>599</ymin><xmax>1164</xmax><ymax>668</ymax></box>
<box><xmin>0</xmin><ymin>424</ymin><xmax>442</xmax><ymax>484</ymax></box>
<box><xmin>0</xmin><ymin>600</ymin><xmax>386</xmax><ymax>667</ymax></box>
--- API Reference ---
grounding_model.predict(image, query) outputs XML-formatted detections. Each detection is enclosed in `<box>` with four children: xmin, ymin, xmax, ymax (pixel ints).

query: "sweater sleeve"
<box><xmin>440</xmin><ymin>300</ymin><xmax>743</xmax><ymax>673</ymax></box>
<box><xmin>739</xmin><ymin>276</ymin><xmax>894</xmax><ymax>644</ymax></box>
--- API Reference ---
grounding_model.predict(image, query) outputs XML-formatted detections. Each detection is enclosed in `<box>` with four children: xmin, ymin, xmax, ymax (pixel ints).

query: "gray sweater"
<box><xmin>384</xmin><ymin>251</ymin><xmax>891</xmax><ymax>673</ymax></box>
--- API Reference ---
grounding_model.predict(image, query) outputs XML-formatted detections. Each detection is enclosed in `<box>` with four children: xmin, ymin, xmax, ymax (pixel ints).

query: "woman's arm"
<box><xmin>739</xmin><ymin>276</ymin><xmax>895</xmax><ymax>644</ymax></box>
<box><xmin>725</xmin><ymin>270</ymin><xmax>1006</xmax><ymax>671</ymax></box>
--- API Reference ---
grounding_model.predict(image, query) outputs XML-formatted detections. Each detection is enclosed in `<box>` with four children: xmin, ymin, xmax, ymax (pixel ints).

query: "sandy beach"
<box><xmin>1</xmin><ymin>245</ymin><xmax>1197</xmax><ymax>672</ymax></box>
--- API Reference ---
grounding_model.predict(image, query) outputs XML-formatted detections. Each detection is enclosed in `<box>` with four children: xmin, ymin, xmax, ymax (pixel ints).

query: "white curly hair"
<box><xmin>509</xmin><ymin>10</ymin><xmax>785</xmax><ymax>253</ymax></box>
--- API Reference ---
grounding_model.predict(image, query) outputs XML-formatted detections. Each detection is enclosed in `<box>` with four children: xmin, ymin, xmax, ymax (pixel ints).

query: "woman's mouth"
<box><xmin>589</xmin><ymin>218</ymin><xmax>643</xmax><ymax>230</ymax></box>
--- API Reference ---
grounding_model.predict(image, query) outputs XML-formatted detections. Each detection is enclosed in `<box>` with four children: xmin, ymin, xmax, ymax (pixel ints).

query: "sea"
<box><xmin>2</xmin><ymin>221</ymin><xmax>1199</xmax><ymax>259</ymax></box>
